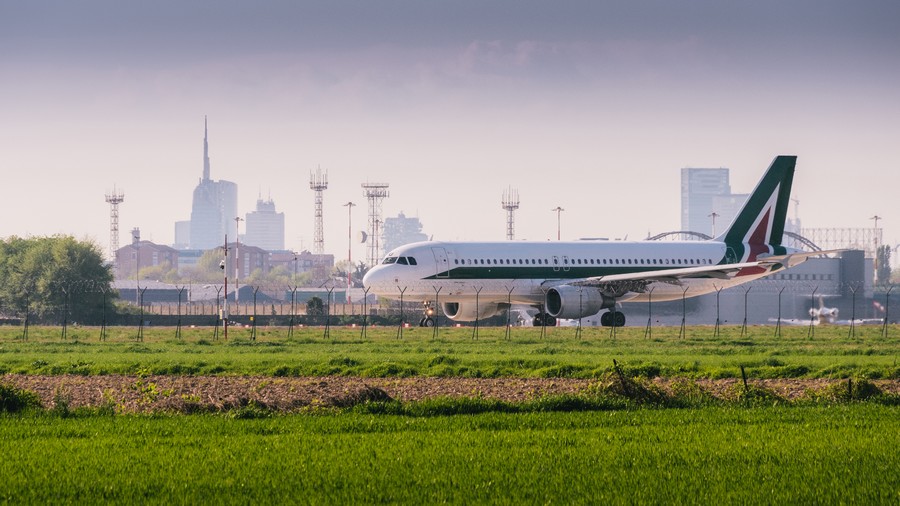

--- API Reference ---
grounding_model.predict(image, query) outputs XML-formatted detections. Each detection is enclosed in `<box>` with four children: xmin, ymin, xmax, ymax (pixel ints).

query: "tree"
<box><xmin>306</xmin><ymin>296</ymin><xmax>325</xmax><ymax>316</ymax></box>
<box><xmin>0</xmin><ymin>236</ymin><xmax>115</xmax><ymax>323</ymax></box>
<box><xmin>332</xmin><ymin>260</ymin><xmax>369</xmax><ymax>288</ymax></box>
<box><xmin>138</xmin><ymin>261</ymin><xmax>179</xmax><ymax>284</ymax></box>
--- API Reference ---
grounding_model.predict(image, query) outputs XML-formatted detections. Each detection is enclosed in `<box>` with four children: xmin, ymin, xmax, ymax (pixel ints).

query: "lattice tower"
<box><xmin>501</xmin><ymin>187</ymin><xmax>520</xmax><ymax>240</ymax></box>
<box><xmin>310</xmin><ymin>168</ymin><xmax>328</xmax><ymax>254</ymax></box>
<box><xmin>800</xmin><ymin>227</ymin><xmax>882</xmax><ymax>258</ymax></box>
<box><xmin>105</xmin><ymin>189</ymin><xmax>125</xmax><ymax>260</ymax></box>
<box><xmin>362</xmin><ymin>183</ymin><xmax>390</xmax><ymax>267</ymax></box>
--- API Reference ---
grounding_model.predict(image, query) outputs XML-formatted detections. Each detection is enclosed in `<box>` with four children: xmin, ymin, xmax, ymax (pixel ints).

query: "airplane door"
<box><xmin>432</xmin><ymin>247</ymin><xmax>450</xmax><ymax>278</ymax></box>
<box><xmin>562</xmin><ymin>255</ymin><xmax>571</xmax><ymax>272</ymax></box>
<box><xmin>552</xmin><ymin>255</ymin><xmax>560</xmax><ymax>272</ymax></box>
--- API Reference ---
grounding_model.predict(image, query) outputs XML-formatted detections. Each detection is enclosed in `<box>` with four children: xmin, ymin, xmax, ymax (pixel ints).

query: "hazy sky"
<box><xmin>2</xmin><ymin>1</ymin><xmax>899</xmax><ymax>266</ymax></box>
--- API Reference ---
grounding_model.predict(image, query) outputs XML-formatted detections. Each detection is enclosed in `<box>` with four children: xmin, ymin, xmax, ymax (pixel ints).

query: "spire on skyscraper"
<box><xmin>202</xmin><ymin>116</ymin><xmax>211</xmax><ymax>182</ymax></box>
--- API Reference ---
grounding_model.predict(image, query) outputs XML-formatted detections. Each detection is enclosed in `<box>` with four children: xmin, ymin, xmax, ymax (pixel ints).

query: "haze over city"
<box><xmin>2</xmin><ymin>1</ymin><xmax>898</xmax><ymax>265</ymax></box>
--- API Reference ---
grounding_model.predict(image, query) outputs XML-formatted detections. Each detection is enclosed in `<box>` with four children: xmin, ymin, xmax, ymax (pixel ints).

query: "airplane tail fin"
<box><xmin>715</xmin><ymin>155</ymin><xmax>796</xmax><ymax>250</ymax></box>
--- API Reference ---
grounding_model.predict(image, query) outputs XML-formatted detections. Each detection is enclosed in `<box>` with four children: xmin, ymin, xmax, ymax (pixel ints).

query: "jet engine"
<box><xmin>441</xmin><ymin>301</ymin><xmax>504</xmax><ymax>322</ymax></box>
<box><xmin>545</xmin><ymin>285</ymin><xmax>610</xmax><ymax>320</ymax></box>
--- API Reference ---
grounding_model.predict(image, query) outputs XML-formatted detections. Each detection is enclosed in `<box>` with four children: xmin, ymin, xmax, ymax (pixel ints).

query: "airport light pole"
<box><xmin>551</xmin><ymin>207</ymin><xmax>564</xmax><ymax>240</ymax></box>
<box><xmin>708</xmin><ymin>212</ymin><xmax>720</xmax><ymax>237</ymax></box>
<box><xmin>870</xmin><ymin>215</ymin><xmax>882</xmax><ymax>283</ymax></box>
<box><xmin>343</xmin><ymin>201</ymin><xmax>356</xmax><ymax>303</ymax></box>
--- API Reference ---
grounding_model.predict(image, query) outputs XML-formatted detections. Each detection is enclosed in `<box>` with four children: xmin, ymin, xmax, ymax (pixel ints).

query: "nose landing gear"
<box><xmin>418</xmin><ymin>303</ymin><xmax>436</xmax><ymax>327</ymax></box>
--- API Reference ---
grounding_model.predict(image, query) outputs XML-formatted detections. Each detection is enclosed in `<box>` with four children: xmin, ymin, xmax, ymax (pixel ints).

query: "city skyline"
<box><xmin>2</xmin><ymin>2</ymin><xmax>898</xmax><ymax>267</ymax></box>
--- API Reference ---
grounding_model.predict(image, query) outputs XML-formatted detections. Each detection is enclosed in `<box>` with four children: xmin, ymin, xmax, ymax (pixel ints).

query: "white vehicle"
<box><xmin>364</xmin><ymin>156</ymin><xmax>831</xmax><ymax>327</ymax></box>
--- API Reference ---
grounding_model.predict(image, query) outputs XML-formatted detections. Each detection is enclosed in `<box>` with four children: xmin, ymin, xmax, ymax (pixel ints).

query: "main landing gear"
<box><xmin>600</xmin><ymin>311</ymin><xmax>626</xmax><ymax>327</ymax></box>
<box><xmin>532</xmin><ymin>313</ymin><xmax>557</xmax><ymax>327</ymax></box>
<box><xmin>418</xmin><ymin>303</ymin><xmax>435</xmax><ymax>327</ymax></box>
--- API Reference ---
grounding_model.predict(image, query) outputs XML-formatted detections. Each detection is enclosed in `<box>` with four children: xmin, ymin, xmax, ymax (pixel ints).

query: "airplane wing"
<box><xmin>564</xmin><ymin>261</ymin><xmax>762</xmax><ymax>288</ymax></box>
<box><xmin>558</xmin><ymin>249</ymin><xmax>843</xmax><ymax>289</ymax></box>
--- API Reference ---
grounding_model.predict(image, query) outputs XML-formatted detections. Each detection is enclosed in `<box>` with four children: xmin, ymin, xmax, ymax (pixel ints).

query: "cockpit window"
<box><xmin>385</xmin><ymin>256</ymin><xmax>418</xmax><ymax>266</ymax></box>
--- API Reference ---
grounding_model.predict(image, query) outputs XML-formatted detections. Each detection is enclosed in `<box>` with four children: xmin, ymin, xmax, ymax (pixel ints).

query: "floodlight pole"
<box><xmin>551</xmin><ymin>207</ymin><xmax>564</xmax><ymax>240</ymax></box>
<box><xmin>343</xmin><ymin>202</ymin><xmax>356</xmax><ymax>303</ymax></box>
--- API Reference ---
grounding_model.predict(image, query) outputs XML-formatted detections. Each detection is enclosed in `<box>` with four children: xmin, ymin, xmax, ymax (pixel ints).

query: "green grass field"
<box><xmin>1</xmin><ymin>405</ymin><xmax>898</xmax><ymax>504</ymax></box>
<box><xmin>2</xmin><ymin>325</ymin><xmax>898</xmax><ymax>379</ymax></box>
<box><xmin>2</xmin><ymin>325</ymin><xmax>898</xmax><ymax>503</ymax></box>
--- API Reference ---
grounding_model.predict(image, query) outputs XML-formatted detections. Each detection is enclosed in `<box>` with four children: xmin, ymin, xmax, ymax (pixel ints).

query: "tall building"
<box><xmin>188</xmin><ymin>118</ymin><xmax>238</xmax><ymax>250</ymax></box>
<box><xmin>173</xmin><ymin>220</ymin><xmax>191</xmax><ymax>250</ymax></box>
<box><xmin>383</xmin><ymin>211</ymin><xmax>428</xmax><ymax>253</ymax></box>
<box><xmin>681</xmin><ymin>168</ymin><xmax>732</xmax><ymax>237</ymax></box>
<box><xmin>244</xmin><ymin>197</ymin><xmax>285</xmax><ymax>251</ymax></box>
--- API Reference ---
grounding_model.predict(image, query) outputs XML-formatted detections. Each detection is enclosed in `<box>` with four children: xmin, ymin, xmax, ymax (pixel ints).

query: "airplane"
<box><xmin>809</xmin><ymin>296</ymin><xmax>839</xmax><ymax>324</ymax></box>
<box><xmin>768</xmin><ymin>296</ymin><xmax>883</xmax><ymax>327</ymax></box>
<box><xmin>363</xmin><ymin>155</ymin><xmax>835</xmax><ymax>327</ymax></box>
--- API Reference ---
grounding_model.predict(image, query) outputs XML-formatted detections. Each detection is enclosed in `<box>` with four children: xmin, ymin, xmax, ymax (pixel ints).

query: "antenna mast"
<box><xmin>502</xmin><ymin>187</ymin><xmax>520</xmax><ymax>240</ymax></box>
<box><xmin>310</xmin><ymin>167</ymin><xmax>329</xmax><ymax>255</ymax></box>
<box><xmin>105</xmin><ymin>188</ymin><xmax>125</xmax><ymax>261</ymax></box>
<box><xmin>362</xmin><ymin>182</ymin><xmax>390</xmax><ymax>267</ymax></box>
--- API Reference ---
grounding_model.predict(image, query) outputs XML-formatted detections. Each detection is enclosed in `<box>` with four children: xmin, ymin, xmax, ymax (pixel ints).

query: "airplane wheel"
<box><xmin>613</xmin><ymin>311</ymin><xmax>626</xmax><ymax>327</ymax></box>
<box><xmin>423</xmin><ymin>317</ymin><xmax>435</xmax><ymax>327</ymax></box>
<box><xmin>600</xmin><ymin>312</ymin><xmax>612</xmax><ymax>327</ymax></box>
<box><xmin>533</xmin><ymin>313</ymin><xmax>556</xmax><ymax>326</ymax></box>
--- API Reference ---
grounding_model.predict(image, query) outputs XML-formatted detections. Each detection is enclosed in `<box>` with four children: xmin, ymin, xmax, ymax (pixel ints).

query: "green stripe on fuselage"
<box><xmin>424</xmin><ymin>265</ymin><xmax>718</xmax><ymax>281</ymax></box>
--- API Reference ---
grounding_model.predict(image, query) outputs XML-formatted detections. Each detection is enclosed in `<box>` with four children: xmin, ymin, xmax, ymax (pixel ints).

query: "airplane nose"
<box><xmin>362</xmin><ymin>265</ymin><xmax>385</xmax><ymax>289</ymax></box>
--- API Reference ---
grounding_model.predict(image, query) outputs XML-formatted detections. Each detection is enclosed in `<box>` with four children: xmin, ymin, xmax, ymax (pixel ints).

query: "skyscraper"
<box><xmin>681</xmin><ymin>168</ymin><xmax>731</xmax><ymax>237</ymax></box>
<box><xmin>383</xmin><ymin>211</ymin><xmax>428</xmax><ymax>253</ymax></box>
<box><xmin>188</xmin><ymin>118</ymin><xmax>238</xmax><ymax>250</ymax></box>
<box><xmin>244</xmin><ymin>197</ymin><xmax>285</xmax><ymax>251</ymax></box>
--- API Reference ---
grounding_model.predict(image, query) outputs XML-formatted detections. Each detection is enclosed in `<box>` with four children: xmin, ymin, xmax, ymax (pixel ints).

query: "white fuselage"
<box><xmin>363</xmin><ymin>240</ymin><xmax>783</xmax><ymax>307</ymax></box>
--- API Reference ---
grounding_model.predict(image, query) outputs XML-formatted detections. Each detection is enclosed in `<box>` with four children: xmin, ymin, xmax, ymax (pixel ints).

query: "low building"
<box><xmin>115</xmin><ymin>230</ymin><xmax>179</xmax><ymax>279</ymax></box>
